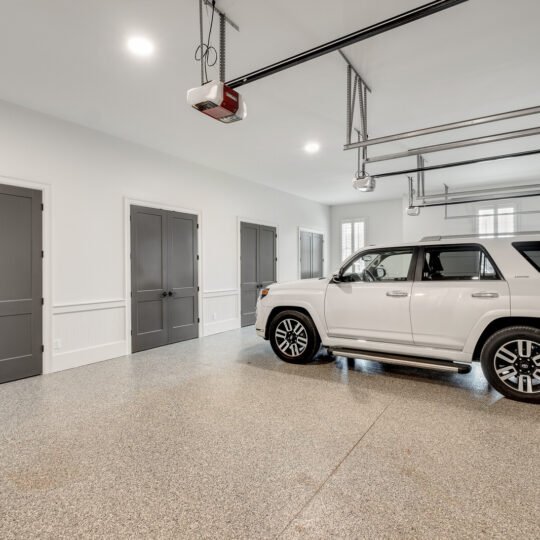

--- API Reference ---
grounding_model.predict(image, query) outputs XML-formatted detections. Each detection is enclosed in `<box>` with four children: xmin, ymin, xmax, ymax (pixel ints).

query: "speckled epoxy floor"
<box><xmin>0</xmin><ymin>328</ymin><xmax>538</xmax><ymax>539</ymax></box>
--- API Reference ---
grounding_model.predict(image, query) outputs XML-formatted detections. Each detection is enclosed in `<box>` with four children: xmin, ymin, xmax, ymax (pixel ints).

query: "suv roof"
<box><xmin>357</xmin><ymin>233</ymin><xmax>540</xmax><ymax>254</ymax></box>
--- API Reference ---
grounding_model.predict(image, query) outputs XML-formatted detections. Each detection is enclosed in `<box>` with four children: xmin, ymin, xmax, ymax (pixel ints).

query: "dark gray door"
<box><xmin>312</xmin><ymin>233</ymin><xmax>324</xmax><ymax>278</ymax></box>
<box><xmin>300</xmin><ymin>231</ymin><xmax>324</xmax><ymax>279</ymax></box>
<box><xmin>240</xmin><ymin>222</ymin><xmax>276</xmax><ymax>327</ymax></box>
<box><xmin>0</xmin><ymin>184</ymin><xmax>42</xmax><ymax>384</ymax></box>
<box><xmin>300</xmin><ymin>231</ymin><xmax>312</xmax><ymax>279</ymax></box>
<box><xmin>131</xmin><ymin>205</ymin><xmax>198</xmax><ymax>353</ymax></box>
<box><xmin>167</xmin><ymin>211</ymin><xmax>198</xmax><ymax>343</ymax></box>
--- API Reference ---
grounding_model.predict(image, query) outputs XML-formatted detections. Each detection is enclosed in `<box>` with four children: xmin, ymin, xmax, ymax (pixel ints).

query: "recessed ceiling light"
<box><xmin>126</xmin><ymin>36</ymin><xmax>155</xmax><ymax>58</ymax></box>
<box><xmin>304</xmin><ymin>141</ymin><xmax>320</xmax><ymax>154</ymax></box>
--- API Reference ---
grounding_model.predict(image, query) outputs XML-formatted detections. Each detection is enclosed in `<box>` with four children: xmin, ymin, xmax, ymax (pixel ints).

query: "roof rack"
<box><xmin>420</xmin><ymin>231</ymin><xmax>540</xmax><ymax>241</ymax></box>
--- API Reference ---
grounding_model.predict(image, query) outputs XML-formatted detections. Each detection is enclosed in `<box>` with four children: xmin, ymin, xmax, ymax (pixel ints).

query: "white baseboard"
<box><xmin>204</xmin><ymin>317</ymin><xmax>240</xmax><ymax>337</ymax></box>
<box><xmin>49</xmin><ymin>340</ymin><xmax>126</xmax><ymax>373</ymax></box>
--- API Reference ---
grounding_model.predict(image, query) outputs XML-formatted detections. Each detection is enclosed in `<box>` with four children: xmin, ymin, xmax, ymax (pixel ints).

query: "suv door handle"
<box><xmin>472</xmin><ymin>292</ymin><xmax>499</xmax><ymax>298</ymax></box>
<box><xmin>386</xmin><ymin>291</ymin><xmax>409</xmax><ymax>298</ymax></box>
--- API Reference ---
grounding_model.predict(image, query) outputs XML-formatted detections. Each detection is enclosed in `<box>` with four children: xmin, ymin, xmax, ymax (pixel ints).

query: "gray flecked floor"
<box><xmin>0</xmin><ymin>328</ymin><xmax>538</xmax><ymax>539</ymax></box>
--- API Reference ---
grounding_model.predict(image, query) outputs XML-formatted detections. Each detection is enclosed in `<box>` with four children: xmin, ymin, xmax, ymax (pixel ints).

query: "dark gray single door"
<box><xmin>300</xmin><ymin>231</ymin><xmax>324</xmax><ymax>279</ymax></box>
<box><xmin>312</xmin><ymin>233</ymin><xmax>324</xmax><ymax>278</ymax></box>
<box><xmin>0</xmin><ymin>184</ymin><xmax>42</xmax><ymax>384</ymax></box>
<box><xmin>167</xmin><ymin>211</ymin><xmax>198</xmax><ymax>343</ymax></box>
<box><xmin>300</xmin><ymin>231</ymin><xmax>312</xmax><ymax>279</ymax></box>
<box><xmin>131</xmin><ymin>205</ymin><xmax>198</xmax><ymax>353</ymax></box>
<box><xmin>240</xmin><ymin>222</ymin><xmax>276</xmax><ymax>326</ymax></box>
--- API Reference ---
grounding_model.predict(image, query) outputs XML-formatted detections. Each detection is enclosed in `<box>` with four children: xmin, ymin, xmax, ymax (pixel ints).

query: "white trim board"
<box><xmin>0</xmin><ymin>174</ymin><xmax>53</xmax><ymax>374</ymax></box>
<box><xmin>123</xmin><ymin>197</ymin><xmax>204</xmax><ymax>355</ymax></box>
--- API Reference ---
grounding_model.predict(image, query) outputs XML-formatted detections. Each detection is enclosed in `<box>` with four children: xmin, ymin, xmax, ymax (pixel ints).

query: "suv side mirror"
<box><xmin>331</xmin><ymin>272</ymin><xmax>342</xmax><ymax>283</ymax></box>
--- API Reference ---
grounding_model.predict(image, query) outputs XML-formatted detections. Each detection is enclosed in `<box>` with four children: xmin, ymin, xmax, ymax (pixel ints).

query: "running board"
<box><xmin>329</xmin><ymin>348</ymin><xmax>471</xmax><ymax>373</ymax></box>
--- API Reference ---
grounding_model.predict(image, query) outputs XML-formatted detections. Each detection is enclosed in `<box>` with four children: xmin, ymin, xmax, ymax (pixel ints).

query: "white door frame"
<box><xmin>124</xmin><ymin>197</ymin><xmax>203</xmax><ymax>355</ymax></box>
<box><xmin>298</xmin><ymin>226</ymin><xmax>327</xmax><ymax>279</ymax></box>
<box><xmin>0</xmin><ymin>174</ymin><xmax>53</xmax><ymax>373</ymax></box>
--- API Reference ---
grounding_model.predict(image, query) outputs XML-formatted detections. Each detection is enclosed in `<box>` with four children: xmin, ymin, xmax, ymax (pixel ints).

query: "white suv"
<box><xmin>256</xmin><ymin>235</ymin><xmax>540</xmax><ymax>403</ymax></box>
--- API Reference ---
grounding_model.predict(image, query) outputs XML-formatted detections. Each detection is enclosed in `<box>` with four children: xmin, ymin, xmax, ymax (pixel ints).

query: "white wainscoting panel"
<box><xmin>203</xmin><ymin>289</ymin><xmax>240</xmax><ymax>336</ymax></box>
<box><xmin>51</xmin><ymin>300</ymin><xmax>127</xmax><ymax>372</ymax></box>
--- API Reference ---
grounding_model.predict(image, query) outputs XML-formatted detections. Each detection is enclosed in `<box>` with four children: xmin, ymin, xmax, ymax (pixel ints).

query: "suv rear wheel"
<box><xmin>480</xmin><ymin>326</ymin><xmax>540</xmax><ymax>403</ymax></box>
<box><xmin>269</xmin><ymin>310</ymin><xmax>321</xmax><ymax>364</ymax></box>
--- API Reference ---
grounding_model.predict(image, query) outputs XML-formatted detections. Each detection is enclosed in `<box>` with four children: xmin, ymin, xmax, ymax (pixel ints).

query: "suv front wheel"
<box><xmin>480</xmin><ymin>326</ymin><xmax>540</xmax><ymax>403</ymax></box>
<box><xmin>269</xmin><ymin>310</ymin><xmax>321</xmax><ymax>364</ymax></box>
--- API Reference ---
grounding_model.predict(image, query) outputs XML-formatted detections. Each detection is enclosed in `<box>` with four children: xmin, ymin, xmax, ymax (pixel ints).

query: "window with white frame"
<box><xmin>477</xmin><ymin>206</ymin><xmax>515</xmax><ymax>237</ymax></box>
<box><xmin>341</xmin><ymin>219</ymin><xmax>365</xmax><ymax>261</ymax></box>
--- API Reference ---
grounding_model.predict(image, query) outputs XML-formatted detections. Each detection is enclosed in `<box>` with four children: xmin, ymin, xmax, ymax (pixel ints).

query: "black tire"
<box><xmin>269</xmin><ymin>310</ymin><xmax>321</xmax><ymax>364</ymax></box>
<box><xmin>480</xmin><ymin>325</ymin><xmax>540</xmax><ymax>404</ymax></box>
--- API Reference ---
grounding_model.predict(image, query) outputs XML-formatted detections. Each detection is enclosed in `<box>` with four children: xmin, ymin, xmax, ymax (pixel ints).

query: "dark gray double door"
<box><xmin>240</xmin><ymin>222</ymin><xmax>276</xmax><ymax>326</ymax></box>
<box><xmin>131</xmin><ymin>205</ymin><xmax>199</xmax><ymax>353</ymax></box>
<box><xmin>300</xmin><ymin>231</ymin><xmax>324</xmax><ymax>279</ymax></box>
<box><xmin>0</xmin><ymin>184</ymin><xmax>42</xmax><ymax>384</ymax></box>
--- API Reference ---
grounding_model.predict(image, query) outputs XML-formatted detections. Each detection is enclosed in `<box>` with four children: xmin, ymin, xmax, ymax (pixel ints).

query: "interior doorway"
<box><xmin>240</xmin><ymin>221</ymin><xmax>277</xmax><ymax>326</ymax></box>
<box><xmin>0</xmin><ymin>183</ymin><xmax>42</xmax><ymax>383</ymax></box>
<box><xmin>130</xmin><ymin>205</ymin><xmax>199</xmax><ymax>353</ymax></box>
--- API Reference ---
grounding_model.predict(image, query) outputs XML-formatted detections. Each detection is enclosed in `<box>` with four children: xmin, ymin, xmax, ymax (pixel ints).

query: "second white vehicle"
<box><xmin>256</xmin><ymin>234</ymin><xmax>540</xmax><ymax>403</ymax></box>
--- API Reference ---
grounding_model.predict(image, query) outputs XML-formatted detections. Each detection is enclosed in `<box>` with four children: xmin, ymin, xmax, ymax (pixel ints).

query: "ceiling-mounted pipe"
<box><xmin>412</xmin><ymin>189</ymin><xmax>540</xmax><ymax>208</ymax></box>
<box><xmin>346</xmin><ymin>105</ymin><xmax>540</xmax><ymax>150</ymax></box>
<box><xmin>420</xmin><ymin>182</ymin><xmax>540</xmax><ymax>200</ymax></box>
<box><xmin>371</xmin><ymin>148</ymin><xmax>540</xmax><ymax>180</ymax></box>
<box><xmin>365</xmin><ymin>126</ymin><xmax>540</xmax><ymax>163</ymax></box>
<box><xmin>226</xmin><ymin>0</ymin><xmax>468</xmax><ymax>89</ymax></box>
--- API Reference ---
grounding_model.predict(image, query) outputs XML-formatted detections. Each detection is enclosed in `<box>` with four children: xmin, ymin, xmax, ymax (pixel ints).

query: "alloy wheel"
<box><xmin>274</xmin><ymin>318</ymin><xmax>309</xmax><ymax>358</ymax></box>
<box><xmin>493</xmin><ymin>339</ymin><xmax>540</xmax><ymax>394</ymax></box>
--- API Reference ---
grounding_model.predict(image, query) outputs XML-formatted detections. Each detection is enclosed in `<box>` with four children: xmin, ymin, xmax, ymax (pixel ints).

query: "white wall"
<box><xmin>402</xmin><ymin>195</ymin><xmax>540</xmax><ymax>242</ymax></box>
<box><xmin>0</xmin><ymin>101</ymin><xmax>329</xmax><ymax>373</ymax></box>
<box><xmin>329</xmin><ymin>199</ymin><xmax>403</xmax><ymax>270</ymax></box>
<box><xmin>330</xmin><ymin>193</ymin><xmax>540</xmax><ymax>269</ymax></box>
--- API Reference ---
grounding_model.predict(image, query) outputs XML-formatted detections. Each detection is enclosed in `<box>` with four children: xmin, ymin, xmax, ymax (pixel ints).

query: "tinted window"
<box><xmin>513</xmin><ymin>242</ymin><xmax>540</xmax><ymax>272</ymax></box>
<box><xmin>342</xmin><ymin>249</ymin><xmax>413</xmax><ymax>282</ymax></box>
<box><xmin>422</xmin><ymin>247</ymin><xmax>498</xmax><ymax>281</ymax></box>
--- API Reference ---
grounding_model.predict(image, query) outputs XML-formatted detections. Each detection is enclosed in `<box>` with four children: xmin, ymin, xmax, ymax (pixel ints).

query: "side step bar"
<box><xmin>328</xmin><ymin>348</ymin><xmax>471</xmax><ymax>374</ymax></box>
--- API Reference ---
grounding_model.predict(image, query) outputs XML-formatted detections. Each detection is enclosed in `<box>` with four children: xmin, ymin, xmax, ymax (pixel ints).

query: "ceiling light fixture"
<box><xmin>126</xmin><ymin>36</ymin><xmax>155</xmax><ymax>58</ymax></box>
<box><xmin>304</xmin><ymin>142</ymin><xmax>320</xmax><ymax>154</ymax></box>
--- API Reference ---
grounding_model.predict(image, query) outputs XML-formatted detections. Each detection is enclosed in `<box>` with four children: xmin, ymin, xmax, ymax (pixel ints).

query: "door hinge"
<box><xmin>41</xmin><ymin>250</ymin><xmax>44</xmax><ymax>258</ymax></box>
<box><xmin>197</xmin><ymin>254</ymin><xmax>200</xmax><ymax>260</ymax></box>
<box><xmin>275</xmin><ymin>257</ymin><xmax>278</xmax><ymax>262</ymax></box>
<box><xmin>131</xmin><ymin>330</ymin><xmax>133</xmax><ymax>336</ymax></box>
<box><xmin>41</xmin><ymin>345</ymin><xmax>44</xmax><ymax>353</ymax></box>
<box><xmin>197</xmin><ymin>317</ymin><xmax>200</xmax><ymax>323</ymax></box>
<box><xmin>197</xmin><ymin>286</ymin><xmax>200</xmax><ymax>292</ymax></box>
<box><xmin>41</xmin><ymin>203</ymin><xmax>44</xmax><ymax>211</ymax></box>
<box><xmin>41</xmin><ymin>298</ymin><xmax>44</xmax><ymax>306</ymax></box>
<box><xmin>197</xmin><ymin>223</ymin><xmax>199</xmax><ymax>229</ymax></box>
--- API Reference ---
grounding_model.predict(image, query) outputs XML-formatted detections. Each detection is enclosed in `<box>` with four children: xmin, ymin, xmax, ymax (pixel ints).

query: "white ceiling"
<box><xmin>1</xmin><ymin>0</ymin><xmax>540</xmax><ymax>205</ymax></box>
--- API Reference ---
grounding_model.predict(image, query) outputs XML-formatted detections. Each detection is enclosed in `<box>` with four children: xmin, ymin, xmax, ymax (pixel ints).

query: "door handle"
<box><xmin>161</xmin><ymin>291</ymin><xmax>167</xmax><ymax>298</ymax></box>
<box><xmin>471</xmin><ymin>292</ymin><xmax>499</xmax><ymax>298</ymax></box>
<box><xmin>386</xmin><ymin>291</ymin><xmax>408</xmax><ymax>298</ymax></box>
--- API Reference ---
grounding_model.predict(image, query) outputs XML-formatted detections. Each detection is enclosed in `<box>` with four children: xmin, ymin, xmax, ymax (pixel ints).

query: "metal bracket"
<box><xmin>203</xmin><ymin>0</ymin><xmax>239</xmax><ymax>31</ymax></box>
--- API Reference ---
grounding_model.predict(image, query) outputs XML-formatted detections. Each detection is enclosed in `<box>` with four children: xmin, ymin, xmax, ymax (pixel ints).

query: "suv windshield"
<box><xmin>341</xmin><ymin>249</ymin><xmax>413</xmax><ymax>282</ymax></box>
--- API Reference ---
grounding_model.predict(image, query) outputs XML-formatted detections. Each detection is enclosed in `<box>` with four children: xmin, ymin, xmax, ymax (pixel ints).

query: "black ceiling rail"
<box><xmin>226</xmin><ymin>0</ymin><xmax>469</xmax><ymax>89</ymax></box>
<box><xmin>372</xmin><ymin>149</ymin><xmax>540</xmax><ymax>179</ymax></box>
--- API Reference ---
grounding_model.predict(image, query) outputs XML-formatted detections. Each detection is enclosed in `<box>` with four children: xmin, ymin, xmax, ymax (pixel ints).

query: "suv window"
<box><xmin>422</xmin><ymin>246</ymin><xmax>499</xmax><ymax>281</ymax></box>
<box><xmin>341</xmin><ymin>249</ymin><xmax>413</xmax><ymax>282</ymax></box>
<box><xmin>513</xmin><ymin>241</ymin><xmax>540</xmax><ymax>272</ymax></box>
